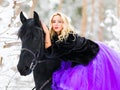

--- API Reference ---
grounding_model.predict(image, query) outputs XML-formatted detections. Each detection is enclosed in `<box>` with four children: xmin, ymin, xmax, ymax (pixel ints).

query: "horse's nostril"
<box><xmin>17</xmin><ymin>64</ymin><xmax>29</xmax><ymax>72</ymax></box>
<box><xmin>25</xmin><ymin>66</ymin><xmax>29</xmax><ymax>70</ymax></box>
<box><xmin>17</xmin><ymin>65</ymin><xmax>31</xmax><ymax>76</ymax></box>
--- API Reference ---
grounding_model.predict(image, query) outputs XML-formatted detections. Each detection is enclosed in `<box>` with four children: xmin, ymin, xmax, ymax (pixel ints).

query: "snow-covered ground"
<box><xmin>0</xmin><ymin>1</ymin><xmax>35</xmax><ymax>89</ymax></box>
<box><xmin>0</xmin><ymin>1</ymin><xmax>120</xmax><ymax>90</ymax></box>
<box><xmin>0</xmin><ymin>27</ymin><xmax>35</xmax><ymax>90</ymax></box>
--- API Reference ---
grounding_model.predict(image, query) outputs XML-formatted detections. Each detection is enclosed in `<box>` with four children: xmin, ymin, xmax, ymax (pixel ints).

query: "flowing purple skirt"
<box><xmin>52</xmin><ymin>42</ymin><xmax>120</xmax><ymax>90</ymax></box>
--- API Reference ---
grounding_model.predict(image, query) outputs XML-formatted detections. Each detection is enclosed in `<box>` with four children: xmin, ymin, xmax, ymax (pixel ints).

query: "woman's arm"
<box><xmin>42</xmin><ymin>22</ymin><xmax>52</xmax><ymax>48</ymax></box>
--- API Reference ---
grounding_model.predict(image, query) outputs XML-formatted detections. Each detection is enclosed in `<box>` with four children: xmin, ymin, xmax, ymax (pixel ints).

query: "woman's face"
<box><xmin>51</xmin><ymin>15</ymin><xmax>63</xmax><ymax>35</ymax></box>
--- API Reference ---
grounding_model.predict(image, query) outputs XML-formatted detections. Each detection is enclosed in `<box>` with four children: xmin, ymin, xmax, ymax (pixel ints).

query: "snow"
<box><xmin>0</xmin><ymin>1</ymin><xmax>120</xmax><ymax>90</ymax></box>
<box><xmin>101</xmin><ymin>10</ymin><xmax>120</xmax><ymax>51</ymax></box>
<box><xmin>0</xmin><ymin>33</ymin><xmax>35</xmax><ymax>90</ymax></box>
<box><xmin>0</xmin><ymin>2</ymin><xmax>34</xmax><ymax>90</ymax></box>
<box><xmin>0</xmin><ymin>27</ymin><xmax>35</xmax><ymax>90</ymax></box>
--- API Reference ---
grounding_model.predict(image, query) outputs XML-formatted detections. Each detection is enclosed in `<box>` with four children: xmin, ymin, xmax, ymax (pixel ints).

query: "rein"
<box><xmin>32</xmin><ymin>78</ymin><xmax>52</xmax><ymax>90</ymax></box>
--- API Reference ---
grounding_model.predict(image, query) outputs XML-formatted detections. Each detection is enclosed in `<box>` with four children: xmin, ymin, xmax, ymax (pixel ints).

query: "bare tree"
<box><xmin>90</xmin><ymin>0</ymin><xmax>95</xmax><ymax>33</ymax></box>
<box><xmin>81</xmin><ymin>0</ymin><xmax>87</xmax><ymax>36</ymax></box>
<box><xmin>117</xmin><ymin>0</ymin><xmax>120</xmax><ymax>18</ymax></box>
<box><xmin>0</xmin><ymin>56</ymin><xmax>3</xmax><ymax>65</ymax></box>
<box><xmin>0</xmin><ymin>0</ymin><xmax>2</xmax><ymax>5</ymax></box>
<box><xmin>8</xmin><ymin>1</ymin><xmax>21</xmax><ymax>27</ymax></box>
<box><xmin>98</xmin><ymin>0</ymin><xmax>104</xmax><ymax>41</ymax></box>
<box><xmin>58</xmin><ymin>0</ymin><xmax>64</xmax><ymax>11</ymax></box>
<box><xmin>29</xmin><ymin>0</ymin><xmax>37</xmax><ymax>17</ymax></box>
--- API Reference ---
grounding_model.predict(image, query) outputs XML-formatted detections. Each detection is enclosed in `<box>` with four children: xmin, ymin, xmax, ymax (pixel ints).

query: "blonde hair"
<box><xmin>49</xmin><ymin>12</ymin><xmax>75</xmax><ymax>41</ymax></box>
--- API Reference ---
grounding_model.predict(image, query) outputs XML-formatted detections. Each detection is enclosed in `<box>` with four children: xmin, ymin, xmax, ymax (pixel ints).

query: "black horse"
<box><xmin>17</xmin><ymin>11</ymin><xmax>61</xmax><ymax>90</ymax></box>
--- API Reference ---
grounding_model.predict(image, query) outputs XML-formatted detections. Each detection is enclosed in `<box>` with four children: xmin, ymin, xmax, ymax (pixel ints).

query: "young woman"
<box><xmin>42</xmin><ymin>12</ymin><xmax>120</xmax><ymax>90</ymax></box>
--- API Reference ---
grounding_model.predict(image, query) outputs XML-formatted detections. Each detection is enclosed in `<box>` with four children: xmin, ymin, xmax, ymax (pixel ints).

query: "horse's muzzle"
<box><xmin>17</xmin><ymin>65</ymin><xmax>32</xmax><ymax>76</ymax></box>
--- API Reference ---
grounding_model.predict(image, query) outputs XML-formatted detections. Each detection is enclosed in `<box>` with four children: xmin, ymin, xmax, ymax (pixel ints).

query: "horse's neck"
<box><xmin>38</xmin><ymin>31</ymin><xmax>45</xmax><ymax>58</ymax></box>
<box><xmin>33</xmin><ymin>63</ymin><xmax>52</xmax><ymax>90</ymax></box>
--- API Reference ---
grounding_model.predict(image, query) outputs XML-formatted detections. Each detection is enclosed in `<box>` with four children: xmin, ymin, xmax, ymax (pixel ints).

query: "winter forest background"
<box><xmin>0</xmin><ymin>0</ymin><xmax>120</xmax><ymax>90</ymax></box>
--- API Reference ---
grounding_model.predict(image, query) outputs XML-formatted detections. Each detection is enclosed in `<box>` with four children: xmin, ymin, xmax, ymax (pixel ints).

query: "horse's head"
<box><xmin>17</xmin><ymin>11</ymin><xmax>45</xmax><ymax>76</ymax></box>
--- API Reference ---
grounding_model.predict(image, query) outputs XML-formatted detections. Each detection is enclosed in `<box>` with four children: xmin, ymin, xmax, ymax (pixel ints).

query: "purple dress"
<box><xmin>52</xmin><ymin>42</ymin><xmax>120</xmax><ymax>90</ymax></box>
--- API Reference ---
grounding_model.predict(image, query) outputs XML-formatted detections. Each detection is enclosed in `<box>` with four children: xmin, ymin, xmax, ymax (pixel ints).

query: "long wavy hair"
<box><xmin>49</xmin><ymin>12</ymin><xmax>76</xmax><ymax>41</ymax></box>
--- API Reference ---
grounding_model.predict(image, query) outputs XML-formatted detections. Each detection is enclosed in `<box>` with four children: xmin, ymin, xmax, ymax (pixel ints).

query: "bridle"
<box><xmin>21</xmin><ymin>48</ymin><xmax>46</xmax><ymax>71</ymax></box>
<box><xmin>21</xmin><ymin>48</ymin><xmax>51</xmax><ymax>90</ymax></box>
<box><xmin>21</xmin><ymin>28</ymin><xmax>45</xmax><ymax>71</ymax></box>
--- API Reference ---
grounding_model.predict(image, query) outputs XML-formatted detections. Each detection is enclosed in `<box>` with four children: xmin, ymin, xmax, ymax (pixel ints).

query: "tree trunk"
<box><xmin>0</xmin><ymin>55</ymin><xmax>3</xmax><ymax>65</ymax></box>
<box><xmin>0</xmin><ymin>0</ymin><xmax>2</xmax><ymax>5</ymax></box>
<box><xmin>81</xmin><ymin>0</ymin><xmax>87</xmax><ymax>37</ymax></box>
<box><xmin>98</xmin><ymin>0</ymin><xmax>104</xmax><ymax>41</ymax></box>
<box><xmin>117</xmin><ymin>0</ymin><xmax>120</xmax><ymax>18</ymax></box>
<box><xmin>90</xmin><ymin>0</ymin><xmax>95</xmax><ymax>32</ymax></box>
<box><xmin>58</xmin><ymin>0</ymin><xmax>64</xmax><ymax>11</ymax></box>
<box><xmin>8</xmin><ymin>1</ymin><xmax>21</xmax><ymax>27</ymax></box>
<box><xmin>30</xmin><ymin>0</ymin><xmax>37</xmax><ymax>17</ymax></box>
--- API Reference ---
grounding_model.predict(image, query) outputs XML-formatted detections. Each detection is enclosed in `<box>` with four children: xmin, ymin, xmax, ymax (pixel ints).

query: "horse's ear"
<box><xmin>33</xmin><ymin>11</ymin><xmax>42</xmax><ymax>27</ymax></box>
<box><xmin>20</xmin><ymin>11</ymin><xmax>27</xmax><ymax>24</ymax></box>
<box><xmin>34</xmin><ymin>11</ymin><xmax>39</xmax><ymax>22</ymax></box>
<box><xmin>34</xmin><ymin>11</ymin><xmax>39</xmax><ymax>19</ymax></box>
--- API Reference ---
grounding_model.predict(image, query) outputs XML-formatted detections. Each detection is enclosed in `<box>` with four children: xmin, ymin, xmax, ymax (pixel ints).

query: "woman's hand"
<box><xmin>42</xmin><ymin>22</ymin><xmax>49</xmax><ymax>34</ymax></box>
<box><xmin>41</xmin><ymin>22</ymin><xmax>52</xmax><ymax>48</ymax></box>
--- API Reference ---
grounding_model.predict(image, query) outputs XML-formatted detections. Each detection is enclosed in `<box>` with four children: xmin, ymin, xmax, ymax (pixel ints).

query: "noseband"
<box><xmin>22</xmin><ymin>48</ymin><xmax>51</xmax><ymax>90</ymax></box>
<box><xmin>21</xmin><ymin>48</ymin><xmax>46</xmax><ymax>71</ymax></box>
